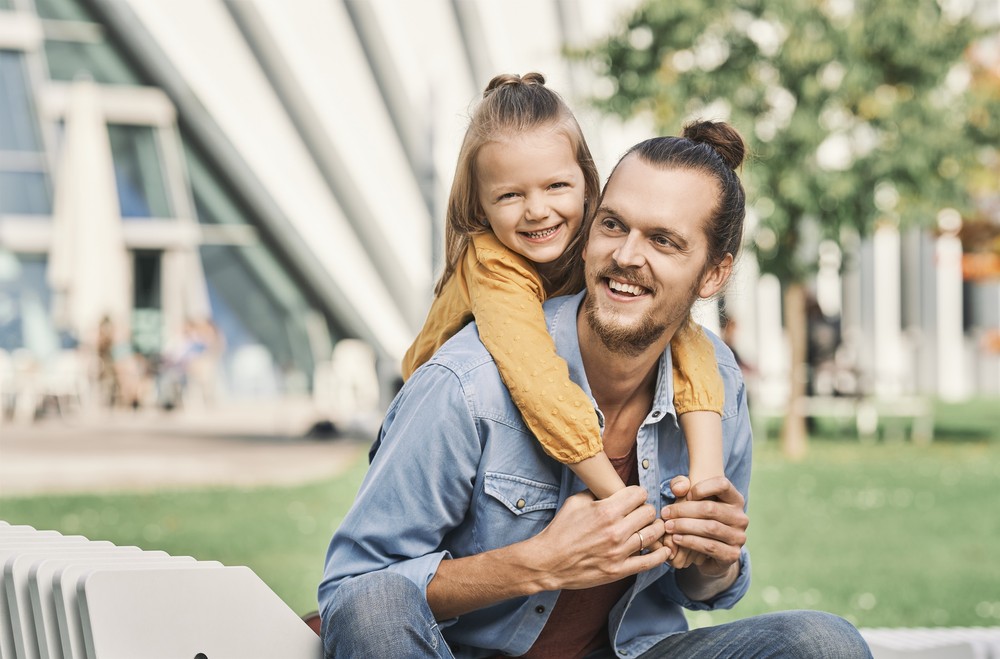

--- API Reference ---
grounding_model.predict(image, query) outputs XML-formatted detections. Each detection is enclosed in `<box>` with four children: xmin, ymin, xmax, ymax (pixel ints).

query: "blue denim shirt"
<box><xmin>319</xmin><ymin>291</ymin><xmax>753</xmax><ymax>658</ymax></box>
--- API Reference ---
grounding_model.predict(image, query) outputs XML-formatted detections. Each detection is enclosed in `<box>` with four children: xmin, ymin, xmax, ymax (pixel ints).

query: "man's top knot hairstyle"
<box><xmin>682</xmin><ymin>120</ymin><xmax>746</xmax><ymax>172</ymax></box>
<box><xmin>612</xmin><ymin>120</ymin><xmax>748</xmax><ymax>269</ymax></box>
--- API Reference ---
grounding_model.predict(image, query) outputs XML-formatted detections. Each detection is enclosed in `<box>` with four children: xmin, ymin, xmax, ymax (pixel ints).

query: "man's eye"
<box><xmin>654</xmin><ymin>236</ymin><xmax>676</xmax><ymax>248</ymax></box>
<box><xmin>601</xmin><ymin>218</ymin><xmax>621</xmax><ymax>231</ymax></box>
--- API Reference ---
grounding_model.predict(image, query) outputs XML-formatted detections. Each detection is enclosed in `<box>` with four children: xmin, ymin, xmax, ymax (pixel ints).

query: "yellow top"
<box><xmin>402</xmin><ymin>232</ymin><xmax>723</xmax><ymax>465</ymax></box>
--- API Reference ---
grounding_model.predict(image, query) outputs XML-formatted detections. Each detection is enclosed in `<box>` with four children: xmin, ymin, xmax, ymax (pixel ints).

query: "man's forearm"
<box><xmin>675</xmin><ymin>560</ymin><xmax>740</xmax><ymax>603</ymax></box>
<box><xmin>426</xmin><ymin>541</ymin><xmax>549</xmax><ymax>620</ymax></box>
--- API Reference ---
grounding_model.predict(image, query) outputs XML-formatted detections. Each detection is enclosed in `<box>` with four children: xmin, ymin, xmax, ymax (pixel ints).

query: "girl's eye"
<box><xmin>549</xmin><ymin>181</ymin><xmax>569</xmax><ymax>190</ymax></box>
<box><xmin>498</xmin><ymin>192</ymin><xmax>518</xmax><ymax>201</ymax></box>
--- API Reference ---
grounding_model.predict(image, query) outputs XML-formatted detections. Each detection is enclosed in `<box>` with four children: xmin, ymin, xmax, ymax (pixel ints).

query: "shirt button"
<box><xmin>516</xmin><ymin>498</ymin><xmax>526</xmax><ymax>510</ymax></box>
<box><xmin>535</xmin><ymin>605</ymin><xmax>545</xmax><ymax>614</ymax></box>
<box><xmin>641</xmin><ymin>459</ymin><xmax>650</xmax><ymax>469</ymax></box>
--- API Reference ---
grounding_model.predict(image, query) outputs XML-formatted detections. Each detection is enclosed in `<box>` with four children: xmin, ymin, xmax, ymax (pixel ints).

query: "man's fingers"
<box><xmin>602</xmin><ymin>485</ymin><xmax>653</xmax><ymax>516</ymax></box>
<box><xmin>688</xmin><ymin>476</ymin><xmax>744</xmax><ymax>507</ymax></box>
<box><xmin>623</xmin><ymin>545</ymin><xmax>672</xmax><ymax>573</ymax></box>
<box><xmin>669</xmin><ymin>518</ymin><xmax>746</xmax><ymax>557</ymax></box>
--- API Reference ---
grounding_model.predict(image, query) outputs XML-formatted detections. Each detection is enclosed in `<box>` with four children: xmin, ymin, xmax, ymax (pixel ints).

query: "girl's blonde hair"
<box><xmin>434</xmin><ymin>72</ymin><xmax>600</xmax><ymax>298</ymax></box>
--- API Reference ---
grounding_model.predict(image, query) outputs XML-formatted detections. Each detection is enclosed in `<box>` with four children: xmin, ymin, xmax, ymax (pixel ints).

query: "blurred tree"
<box><xmin>578</xmin><ymin>0</ymin><xmax>1000</xmax><ymax>458</ymax></box>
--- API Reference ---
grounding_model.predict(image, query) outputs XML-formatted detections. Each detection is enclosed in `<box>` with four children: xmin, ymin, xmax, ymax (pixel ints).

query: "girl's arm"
<box><xmin>467</xmin><ymin>235</ymin><xmax>625</xmax><ymax>499</ymax></box>
<box><xmin>668</xmin><ymin>319</ymin><xmax>725</xmax><ymax>567</ymax></box>
<box><xmin>671</xmin><ymin>319</ymin><xmax>725</xmax><ymax>485</ymax></box>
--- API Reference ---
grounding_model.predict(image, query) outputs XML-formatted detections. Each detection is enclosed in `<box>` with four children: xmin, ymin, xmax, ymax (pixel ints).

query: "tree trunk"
<box><xmin>780</xmin><ymin>282</ymin><xmax>809</xmax><ymax>460</ymax></box>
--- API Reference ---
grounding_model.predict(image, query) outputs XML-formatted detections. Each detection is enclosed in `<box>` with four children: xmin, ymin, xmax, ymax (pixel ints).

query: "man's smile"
<box><xmin>606</xmin><ymin>278</ymin><xmax>650</xmax><ymax>297</ymax></box>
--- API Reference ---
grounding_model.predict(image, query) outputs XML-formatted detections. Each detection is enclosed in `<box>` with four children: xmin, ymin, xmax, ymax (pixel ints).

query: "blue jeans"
<box><xmin>322</xmin><ymin>572</ymin><xmax>872</xmax><ymax>659</ymax></box>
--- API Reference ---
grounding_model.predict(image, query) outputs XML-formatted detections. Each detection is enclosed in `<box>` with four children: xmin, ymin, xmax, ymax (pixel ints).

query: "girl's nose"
<box><xmin>524</xmin><ymin>193</ymin><xmax>551</xmax><ymax>221</ymax></box>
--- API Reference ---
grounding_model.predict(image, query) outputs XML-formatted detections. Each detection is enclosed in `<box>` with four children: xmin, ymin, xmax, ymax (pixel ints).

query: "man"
<box><xmin>318</xmin><ymin>125</ymin><xmax>871</xmax><ymax>658</ymax></box>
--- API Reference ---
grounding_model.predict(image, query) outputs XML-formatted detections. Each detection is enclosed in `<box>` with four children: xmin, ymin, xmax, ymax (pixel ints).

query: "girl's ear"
<box><xmin>698</xmin><ymin>253</ymin><xmax>733</xmax><ymax>299</ymax></box>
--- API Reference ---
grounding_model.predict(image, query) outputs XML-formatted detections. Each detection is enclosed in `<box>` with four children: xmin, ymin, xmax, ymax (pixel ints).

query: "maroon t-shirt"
<box><xmin>518</xmin><ymin>444</ymin><xmax>641</xmax><ymax>659</ymax></box>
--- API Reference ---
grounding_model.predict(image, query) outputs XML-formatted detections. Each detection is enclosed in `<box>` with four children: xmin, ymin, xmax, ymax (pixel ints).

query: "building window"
<box><xmin>35</xmin><ymin>0</ymin><xmax>144</xmax><ymax>85</ymax></box>
<box><xmin>0</xmin><ymin>50</ymin><xmax>51</xmax><ymax>215</ymax></box>
<box><xmin>0</xmin><ymin>252</ymin><xmax>58</xmax><ymax>356</ymax></box>
<box><xmin>108</xmin><ymin>124</ymin><xmax>173</xmax><ymax>219</ymax></box>
<box><xmin>33</xmin><ymin>0</ymin><xmax>94</xmax><ymax>22</ymax></box>
<box><xmin>0</xmin><ymin>171</ymin><xmax>51</xmax><ymax>215</ymax></box>
<box><xmin>44</xmin><ymin>39</ymin><xmax>142</xmax><ymax>85</ymax></box>
<box><xmin>188</xmin><ymin>143</ymin><xmax>334</xmax><ymax>392</ymax></box>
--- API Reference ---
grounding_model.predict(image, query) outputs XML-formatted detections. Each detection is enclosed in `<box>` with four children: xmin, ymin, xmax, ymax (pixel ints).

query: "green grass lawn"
<box><xmin>2</xmin><ymin>399</ymin><xmax>998</xmax><ymax>629</ymax></box>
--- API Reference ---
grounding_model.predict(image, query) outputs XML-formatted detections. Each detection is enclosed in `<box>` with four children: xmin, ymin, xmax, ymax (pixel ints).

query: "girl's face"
<box><xmin>475</xmin><ymin>125</ymin><xmax>585</xmax><ymax>266</ymax></box>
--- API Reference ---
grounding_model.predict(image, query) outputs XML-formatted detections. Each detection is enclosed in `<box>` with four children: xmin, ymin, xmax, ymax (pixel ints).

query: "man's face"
<box><xmin>582</xmin><ymin>155</ymin><xmax>731</xmax><ymax>356</ymax></box>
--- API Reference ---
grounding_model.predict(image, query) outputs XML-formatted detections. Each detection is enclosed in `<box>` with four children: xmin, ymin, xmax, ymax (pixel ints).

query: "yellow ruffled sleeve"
<box><xmin>465</xmin><ymin>234</ymin><xmax>603</xmax><ymax>464</ymax></box>
<box><xmin>670</xmin><ymin>319</ymin><xmax>724</xmax><ymax>415</ymax></box>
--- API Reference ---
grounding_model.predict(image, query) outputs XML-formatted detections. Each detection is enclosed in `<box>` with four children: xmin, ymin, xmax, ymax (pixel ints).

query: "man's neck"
<box><xmin>575</xmin><ymin>303</ymin><xmax>673</xmax><ymax>456</ymax></box>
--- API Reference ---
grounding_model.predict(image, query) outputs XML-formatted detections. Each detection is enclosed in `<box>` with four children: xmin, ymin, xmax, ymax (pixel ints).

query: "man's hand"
<box><xmin>661</xmin><ymin>475</ymin><xmax>748</xmax><ymax>601</ymax></box>
<box><xmin>529</xmin><ymin>485</ymin><xmax>671</xmax><ymax>592</ymax></box>
<box><xmin>428</xmin><ymin>485</ymin><xmax>671</xmax><ymax>620</ymax></box>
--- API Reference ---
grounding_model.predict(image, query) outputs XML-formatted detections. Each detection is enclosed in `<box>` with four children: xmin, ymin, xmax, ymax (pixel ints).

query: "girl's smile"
<box><xmin>476</xmin><ymin>125</ymin><xmax>585</xmax><ymax>266</ymax></box>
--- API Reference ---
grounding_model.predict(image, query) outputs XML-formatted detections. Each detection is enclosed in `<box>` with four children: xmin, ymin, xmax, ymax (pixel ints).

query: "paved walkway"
<box><xmin>0</xmin><ymin>398</ymin><xmax>370</xmax><ymax>496</ymax></box>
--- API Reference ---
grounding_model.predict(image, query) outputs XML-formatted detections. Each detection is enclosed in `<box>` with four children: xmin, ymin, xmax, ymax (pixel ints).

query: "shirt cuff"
<box><xmin>658</xmin><ymin>548</ymin><xmax>751</xmax><ymax>611</ymax></box>
<box><xmin>384</xmin><ymin>550</ymin><xmax>451</xmax><ymax>592</ymax></box>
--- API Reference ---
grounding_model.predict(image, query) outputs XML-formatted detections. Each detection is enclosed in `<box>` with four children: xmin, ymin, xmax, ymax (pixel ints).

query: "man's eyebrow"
<box><xmin>595</xmin><ymin>205</ymin><xmax>692</xmax><ymax>249</ymax></box>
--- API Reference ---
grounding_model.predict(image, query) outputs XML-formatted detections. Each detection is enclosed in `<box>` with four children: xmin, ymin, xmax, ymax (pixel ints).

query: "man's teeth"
<box><xmin>608</xmin><ymin>280</ymin><xmax>645</xmax><ymax>296</ymax></box>
<box><xmin>524</xmin><ymin>226</ymin><xmax>557</xmax><ymax>239</ymax></box>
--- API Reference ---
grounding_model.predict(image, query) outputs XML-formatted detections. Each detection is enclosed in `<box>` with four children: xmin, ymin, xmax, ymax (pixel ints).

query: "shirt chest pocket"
<box><xmin>474</xmin><ymin>472</ymin><xmax>560</xmax><ymax>551</ymax></box>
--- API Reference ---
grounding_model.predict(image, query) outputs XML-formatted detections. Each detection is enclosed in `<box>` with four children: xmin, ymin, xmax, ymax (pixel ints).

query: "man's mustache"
<box><xmin>593</xmin><ymin>263</ymin><xmax>654</xmax><ymax>291</ymax></box>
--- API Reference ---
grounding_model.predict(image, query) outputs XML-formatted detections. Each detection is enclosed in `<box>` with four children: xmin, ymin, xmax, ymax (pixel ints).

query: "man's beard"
<box><xmin>583</xmin><ymin>264</ymin><xmax>700</xmax><ymax>357</ymax></box>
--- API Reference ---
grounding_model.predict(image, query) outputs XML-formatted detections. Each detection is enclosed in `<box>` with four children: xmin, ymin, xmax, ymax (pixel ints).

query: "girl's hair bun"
<box><xmin>483</xmin><ymin>72</ymin><xmax>546</xmax><ymax>98</ymax></box>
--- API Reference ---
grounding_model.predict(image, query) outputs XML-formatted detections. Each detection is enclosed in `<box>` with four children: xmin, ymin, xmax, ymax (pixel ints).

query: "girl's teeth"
<box><xmin>525</xmin><ymin>226</ymin><xmax>557</xmax><ymax>238</ymax></box>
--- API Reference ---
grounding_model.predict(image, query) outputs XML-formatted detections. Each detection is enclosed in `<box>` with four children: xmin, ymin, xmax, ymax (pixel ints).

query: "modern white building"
<box><xmin>0</xmin><ymin>0</ymin><xmax>996</xmax><ymax>418</ymax></box>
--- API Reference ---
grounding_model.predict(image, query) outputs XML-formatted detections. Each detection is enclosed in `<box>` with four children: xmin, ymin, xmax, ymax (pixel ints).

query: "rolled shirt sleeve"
<box><xmin>318</xmin><ymin>361</ymin><xmax>482</xmax><ymax>619</ymax></box>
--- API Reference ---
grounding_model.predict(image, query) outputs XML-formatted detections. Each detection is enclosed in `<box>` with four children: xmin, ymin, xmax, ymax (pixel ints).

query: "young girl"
<box><xmin>403</xmin><ymin>72</ymin><xmax>725</xmax><ymax>529</ymax></box>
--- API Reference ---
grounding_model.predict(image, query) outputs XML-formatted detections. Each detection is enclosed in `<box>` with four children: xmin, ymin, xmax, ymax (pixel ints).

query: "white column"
<box><xmin>935</xmin><ymin>210</ymin><xmax>966</xmax><ymax>401</ymax></box>
<box><xmin>755</xmin><ymin>273</ymin><xmax>786</xmax><ymax>409</ymax></box>
<box><xmin>161</xmin><ymin>249</ymin><xmax>187</xmax><ymax>350</ymax></box>
<box><xmin>873</xmin><ymin>222</ymin><xmax>904</xmax><ymax>397</ymax></box>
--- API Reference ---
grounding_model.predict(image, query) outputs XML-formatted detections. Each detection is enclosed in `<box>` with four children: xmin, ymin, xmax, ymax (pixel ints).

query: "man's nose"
<box><xmin>613</xmin><ymin>232</ymin><xmax>646</xmax><ymax>269</ymax></box>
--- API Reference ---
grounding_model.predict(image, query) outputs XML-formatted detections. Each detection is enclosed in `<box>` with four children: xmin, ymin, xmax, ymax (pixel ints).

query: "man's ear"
<box><xmin>698</xmin><ymin>253</ymin><xmax>734</xmax><ymax>299</ymax></box>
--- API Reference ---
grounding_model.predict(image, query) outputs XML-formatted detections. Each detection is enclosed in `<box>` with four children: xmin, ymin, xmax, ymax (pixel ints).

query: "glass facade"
<box><xmin>36</xmin><ymin>0</ymin><xmax>144</xmax><ymax>85</ymax></box>
<box><xmin>0</xmin><ymin>51</ymin><xmax>42</xmax><ymax>151</ymax></box>
<box><xmin>188</xmin><ymin>144</ymin><xmax>329</xmax><ymax>390</ymax></box>
<box><xmin>107</xmin><ymin>124</ymin><xmax>173</xmax><ymax>218</ymax></box>
<box><xmin>44</xmin><ymin>39</ymin><xmax>143</xmax><ymax>85</ymax></box>
<box><xmin>0</xmin><ymin>50</ymin><xmax>51</xmax><ymax>214</ymax></box>
<box><xmin>0</xmin><ymin>171</ymin><xmax>51</xmax><ymax>214</ymax></box>
<box><xmin>0</xmin><ymin>0</ymin><xmax>336</xmax><ymax>398</ymax></box>
<box><xmin>0</xmin><ymin>252</ymin><xmax>60</xmax><ymax>357</ymax></box>
<box><xmin>34</xmin><ymin>0</ymin><xmax>95</xmax><ymax>21</ymax></box>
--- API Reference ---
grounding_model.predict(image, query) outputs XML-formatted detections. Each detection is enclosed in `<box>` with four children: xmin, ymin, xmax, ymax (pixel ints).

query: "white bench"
<box><xmin>755</xmin><ymin>395</ymin><xmax>934</xmax><ymax>443</ymax></box>
<box><xmin>861</xmin><ymin>626</ymin><xmax>1000</xmax><ymax>658</ymax></box>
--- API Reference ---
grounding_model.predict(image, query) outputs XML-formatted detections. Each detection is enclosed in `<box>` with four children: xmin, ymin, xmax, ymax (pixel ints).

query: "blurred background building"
<box><xmin>0</xmin><ymin>0</ymin><xmax>997</xmax><ymax>427</ymax></box>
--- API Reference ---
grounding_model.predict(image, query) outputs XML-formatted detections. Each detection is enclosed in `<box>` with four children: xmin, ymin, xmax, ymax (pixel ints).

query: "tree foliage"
<box><xmin>578</xmin><ymin>0</ymin><xmax>1000</xmax><ymax>283</ymax></box>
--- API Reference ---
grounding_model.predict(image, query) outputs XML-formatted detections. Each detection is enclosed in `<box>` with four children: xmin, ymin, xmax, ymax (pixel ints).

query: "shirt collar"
<box><xmin>547</xmin><ymin>291</ymin><xmax>677</xmax><ymax>429</ymax></box>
